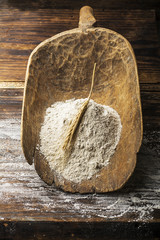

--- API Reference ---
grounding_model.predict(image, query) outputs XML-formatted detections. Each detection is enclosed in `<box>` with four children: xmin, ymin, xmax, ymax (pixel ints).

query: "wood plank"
<box><xmin>0</xmin><ymin>8</ymin><xmax>159</xmax><ymax>89</ymax></box>
<box><xmin>1</xmin><ymin>0</ymin><xmax>160</xmax><ymax>9</ymax></box>
<box><xmin>0</xmin><ymin>2</ymin><xmax>159</xmax><ymax>238</ymax></box>
<box><xmin>1</xmin><ymin>88</ymin><xmax>160</xmax><ymax>127</ymax></box>
<box><xmin>0</xmin><ymin>82</ymin><xmax>24</xmax><ymax>88</ymax></box>
<box><xmin>0</xmin><ymin>118</ymin><xmax>159</xmax><ymax>225</ymax></box>
<box><xmin>0</xmin><ymin>222</ymin><xmax>159</xmax><ymax>240</ymax></box>
<box><xmin>141</xmin><ymin>91</ymin><xmax>160</xmax><ymax>127</ymax></box>
<box><xmin>140</xmin><ymin>83</ymin><xmax>160</xmax><ymax>92</ymax></box>
<box><xmin>0</xmin><ymin>88</ymin><xmax>23</xmax><ymax>119</ymax></box>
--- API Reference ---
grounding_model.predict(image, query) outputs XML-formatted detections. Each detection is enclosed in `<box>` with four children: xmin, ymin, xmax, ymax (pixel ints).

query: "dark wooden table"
<box><xmin>0</xmin><ymin>1</ymin><xmax>160</xmax><ymax>239</ymax></box>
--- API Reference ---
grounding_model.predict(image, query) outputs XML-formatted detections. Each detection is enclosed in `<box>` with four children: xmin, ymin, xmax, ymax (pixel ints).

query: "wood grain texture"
<box><xmin>1</xmin><ymin>0</ymin><xmax>160</xmax><ymax>9</ymax></box>
<box><xmin>0</xmin><ymin>8</ymin><xmax>159</xmax><ymax>86</ymax></box>
<box><xmin>21</xmin><ymin>20</ymin><xmax>143</xmax><ymax>192</ymax></box>
<box><xmin>0</xmin><ymin>1</ymin><xmax>160</xmax><ymax>237</ymax></box>
<box><xmin>0</xmin><ymin>118</ymin><xmax>159</xmax><ymax>238</ymax></box>
<box><xmin>0</xmin><ymin>7</ymin><xmax>159</xmax><ymax>127</ymax></box>
<box><xmin>0</xmin><ymin>88</ymin><xmax>23</xmax><ymax>119</ymax></box>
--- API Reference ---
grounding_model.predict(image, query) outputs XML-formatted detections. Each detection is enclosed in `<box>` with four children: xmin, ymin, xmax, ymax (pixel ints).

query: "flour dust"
<box><xmin>39</xmin><ymin>99</ymin><xmax>122</xmax><ymax>183</ymax></box>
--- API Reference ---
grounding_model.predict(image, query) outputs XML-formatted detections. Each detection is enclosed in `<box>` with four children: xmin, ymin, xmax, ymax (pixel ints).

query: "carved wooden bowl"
<box><xmin>21</xmin><ymin>6</ymin><xmax>143</xmax><ymax>193</ymax></box>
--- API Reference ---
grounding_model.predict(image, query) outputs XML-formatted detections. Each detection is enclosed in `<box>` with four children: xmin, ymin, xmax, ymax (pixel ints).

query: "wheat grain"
<box><xmin>62</xmin><ymin>63</ymin><xmax>96</xmax><ymax>151</ymax></box>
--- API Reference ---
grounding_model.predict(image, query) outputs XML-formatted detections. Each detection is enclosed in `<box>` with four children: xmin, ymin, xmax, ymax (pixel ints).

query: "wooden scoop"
<box><xmin>21</xmin><ymin>6</ymin><xmax>143</xmax><ymax>193</ymax></box>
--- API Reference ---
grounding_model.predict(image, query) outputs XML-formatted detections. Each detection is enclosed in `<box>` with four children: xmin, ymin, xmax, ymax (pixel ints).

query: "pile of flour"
<box><xmin>39</xmin><ymin>99</ymin><xmax>122</xmax><ymax>183</ymax></box>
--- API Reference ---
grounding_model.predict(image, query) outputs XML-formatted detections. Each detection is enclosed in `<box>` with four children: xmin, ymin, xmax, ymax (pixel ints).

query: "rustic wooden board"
<box><xmin>1</xmin><ymin>88</ymin><xmax>159</xmax><ymax>128</ymax></box>
<box><xmin>0</xmin><ymin>89</ymin><xmax>160</xmax><ymax>237</ymax></box>
<box><xmin>1</xmin><ymin>0</ymin><xmax>160</xmax><ymax>9</ymax></box>
<box><xmin>0</xmin><ymin>8</ymin><xmax>160</xmax><ymax>126</ymax></box>
<box><xmin>0</xmin><ymin>118</ymin><xmax>160</xmax><ymax>215</ymax></box>
<box><xmin>0</xmin><ymin>8</ymin><xmax>159</xmax><ymax>87</ymax></box>
<box><xmin>0</xmin><ymin>1</ymin><xmax>160</xmax><ymax>238</ymax></box>
<box><xmin>0</xmin><ymin>88</ymin><xmax>23</xmax><ymax>119</ymax></box>
<box><xmin>0</xmin><ymin>116</ymin><xmax>159</xmax><ymax>238</ymax></box>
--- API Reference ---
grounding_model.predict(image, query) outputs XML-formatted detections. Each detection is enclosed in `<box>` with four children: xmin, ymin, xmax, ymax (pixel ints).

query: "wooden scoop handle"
<box><xmin>79</xmin><ymin>6</ymin><xmax>96</xmax><ymax>30</ymax></box>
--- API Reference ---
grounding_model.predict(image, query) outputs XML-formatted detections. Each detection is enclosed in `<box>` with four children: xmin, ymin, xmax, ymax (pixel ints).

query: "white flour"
<box><xmin>39</xmin><ymin>99</ymin><xmax>122</xmax><ymax>183</ymax></box>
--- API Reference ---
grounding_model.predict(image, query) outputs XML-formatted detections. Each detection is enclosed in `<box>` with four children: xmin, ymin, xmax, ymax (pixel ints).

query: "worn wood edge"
<box><xmin>113</xmin><ymin>52</ymin><xmax>143</xmax><ymax>189</ymax></box>
<box><xmin>79</xmin><ymin>6</ymin><xmax>96</xmax><ymax>30</ymax></box>
<box><xmin>0</xmin><ymin>218</ymin><xmax>159</xmax><ymax>223</ymax></box>
<box><xmin>123</xmin><ymin>36</ymin><xmax>143</xmax><ymax>153</ymax></box>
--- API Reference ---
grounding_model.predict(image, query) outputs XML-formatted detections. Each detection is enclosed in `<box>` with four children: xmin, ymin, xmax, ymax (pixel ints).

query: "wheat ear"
<box><xmin>63</xmin><ymin>63</ymin><xmax>96</xmax><ymax>151</ymax></box>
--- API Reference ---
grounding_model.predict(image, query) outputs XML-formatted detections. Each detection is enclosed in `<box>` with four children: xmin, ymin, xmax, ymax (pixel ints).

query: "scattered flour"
<box><xmin>39</xmin><ymin>99</ymin><xmax>122</xmax><ymax>183</ymax></box>
<box><xmin>0</xmin><ymin>118</ymin><xmax>159</xmax><ymax>222</ymax></box>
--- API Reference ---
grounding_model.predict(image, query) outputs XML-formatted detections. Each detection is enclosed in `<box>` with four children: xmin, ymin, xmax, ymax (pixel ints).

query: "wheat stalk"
<box><xmin>62</xmin><ymin>63</ymin><xmax>96</xmax><ymax>152</ymax></box>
